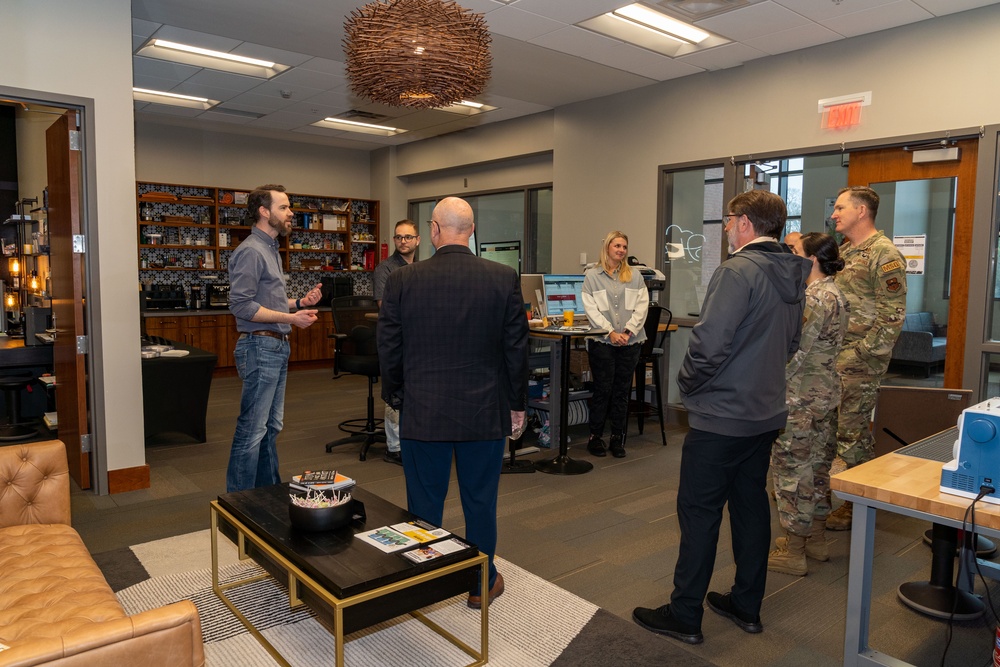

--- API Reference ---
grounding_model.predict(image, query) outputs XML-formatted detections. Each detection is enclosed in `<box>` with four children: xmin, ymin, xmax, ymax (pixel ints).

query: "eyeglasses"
<box><xmin>723</xmin><ymin>213</ymin><xmax>741</xmax><ymax>223</ymax></box>
<box><xmin>393</xmin><ymin>234</ymin><xmax>418</xmax><ymax>242</ymax></box>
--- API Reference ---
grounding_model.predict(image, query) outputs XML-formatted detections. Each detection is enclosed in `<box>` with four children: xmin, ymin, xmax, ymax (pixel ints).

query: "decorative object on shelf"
<box><xmin>343</xmin><ymin>0</ymin><xmax>491</xmax><ymax>109</ymax></box>
<box><xmin>288</xmin><ymin>490</ymin><xmax>354</xmax><ymax>532</ymax></box>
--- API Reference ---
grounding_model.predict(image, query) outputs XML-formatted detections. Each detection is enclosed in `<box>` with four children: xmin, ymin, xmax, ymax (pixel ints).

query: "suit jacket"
<box><xmin>377</xmin><ymin>244</ymin><xmax>529</xmax><ymax>442</ymax></box>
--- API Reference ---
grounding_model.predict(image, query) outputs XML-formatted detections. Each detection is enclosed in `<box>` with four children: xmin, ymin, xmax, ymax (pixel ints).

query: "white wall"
<box><xmin>135</xmin><ymin>123</ymin><xmax>371</xmax><ymax>196</ymax></box>
<box><xmin>2</xmin><ymin>0</ymin><xmax>142</xmax><ymax>477</ymax></box>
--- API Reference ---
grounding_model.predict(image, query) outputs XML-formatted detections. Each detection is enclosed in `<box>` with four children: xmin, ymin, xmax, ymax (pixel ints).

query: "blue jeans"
<box><xmin>226</xmin><ymin>335</ymin><xmax>289</xmax><ymax>492</ymax></box>
<box><xmin>400</xmin><ymin>437</ymin><xmax>505</xmax><ymax>594</ymax></box>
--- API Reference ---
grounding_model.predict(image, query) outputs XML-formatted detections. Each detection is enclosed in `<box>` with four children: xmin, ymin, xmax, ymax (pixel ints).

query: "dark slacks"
<box><xmin>669</xmin><ymin>427</ymin><xmax>777</xmax><ymax>628</ymax></box>
<box><xmin>400</xmin><ymin>437</ymin><xmax>506</xmax><ymax>594</ymax></box>
<box><xmin>587</xmin><ymin>341</ymin><xmax>641</xmax><ymax>437</ymax></box>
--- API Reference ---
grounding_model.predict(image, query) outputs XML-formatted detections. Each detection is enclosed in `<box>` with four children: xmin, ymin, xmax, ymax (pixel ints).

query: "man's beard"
<box><xmin>269</xmin><ymin>217</ymin><xmax>291</xmax><ymax>237</ymax></box>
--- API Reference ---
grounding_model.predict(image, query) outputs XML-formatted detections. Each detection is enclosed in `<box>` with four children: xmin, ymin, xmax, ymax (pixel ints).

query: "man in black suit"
<box><xmin>377</xmin><ymin>196</ymin><xmax>529</xmax><ymax>609</ymax></box>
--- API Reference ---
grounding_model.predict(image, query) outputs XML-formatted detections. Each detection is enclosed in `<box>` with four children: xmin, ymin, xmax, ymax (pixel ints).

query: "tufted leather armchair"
<box><xmin>0</xmin><ymin>440</ymin><xmax>205</xmax><ymax>666</ymax></box>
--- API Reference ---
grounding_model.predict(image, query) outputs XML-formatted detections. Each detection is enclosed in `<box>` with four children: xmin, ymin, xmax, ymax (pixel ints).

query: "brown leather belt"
<box><xmin>241</xmin><ymin>330</ymin><xmax>289</xmax><ymax>342</ymax></box>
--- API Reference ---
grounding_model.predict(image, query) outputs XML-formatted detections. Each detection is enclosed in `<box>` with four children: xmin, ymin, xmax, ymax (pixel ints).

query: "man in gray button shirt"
<box><xmin>227</xmin><ymin>184</ymin><xmax>322</xmax><ymax>492</ymax></box>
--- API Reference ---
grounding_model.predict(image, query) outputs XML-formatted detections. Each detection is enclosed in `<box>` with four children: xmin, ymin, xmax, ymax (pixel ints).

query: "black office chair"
<box><xmin>629</xmin><ymin>304</ymin><xmax>670</xmax><ymax>447</ymax></box>
<box><xmin>325</xmin><ymin>296</ymin><xmax>385</xmax><ymax>460</ymax></box>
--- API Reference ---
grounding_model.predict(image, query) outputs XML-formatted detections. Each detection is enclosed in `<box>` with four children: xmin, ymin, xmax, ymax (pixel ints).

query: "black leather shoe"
<box><xmin>609</xmin><ymin>434</ymin><xmax>626</xmax><ymax>458</ymax></box>
<box><xmin>632</xmin><ymin>604</ymin><xmax>703</xmax><ymax>644</ymax></box>
<box><xmin>587</xmin><ymin>436</ymin><xmax>607</xmax><ymax>457</ymax></box>
<box><xmin>706</xmin><ymin>591</ymin><xmax>762</xmax><ymax>633</ymax></box>
<box><xmin>383</xmin><ymin>450</ymin><xmax>403</xmax><ymax>466</ymax></box>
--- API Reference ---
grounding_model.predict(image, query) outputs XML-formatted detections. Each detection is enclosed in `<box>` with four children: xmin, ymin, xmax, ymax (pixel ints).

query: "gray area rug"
<box><xmin>95</xmin><ymin>530</ymin><xmax>714</xmax><ymax>666</ymax></box>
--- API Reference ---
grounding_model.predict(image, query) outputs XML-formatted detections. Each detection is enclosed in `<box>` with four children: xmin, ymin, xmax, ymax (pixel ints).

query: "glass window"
<box><xmin>407</xmin><ymin>186</ymin><xmax>552</xmax><ymax>272</ymax></box>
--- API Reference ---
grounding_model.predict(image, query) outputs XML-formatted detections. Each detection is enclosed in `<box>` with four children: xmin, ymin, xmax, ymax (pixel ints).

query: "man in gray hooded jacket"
<box><xmin>634</xmin><ymin>189</ymin><xmax>809</xmax><ymax>645</ymax></box>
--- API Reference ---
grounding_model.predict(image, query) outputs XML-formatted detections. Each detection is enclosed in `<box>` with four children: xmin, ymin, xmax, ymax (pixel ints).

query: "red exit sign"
<box><xmin>823</xmin><ymin>102</ymin><xmax>862</xmax><ymax>129</ymax></box>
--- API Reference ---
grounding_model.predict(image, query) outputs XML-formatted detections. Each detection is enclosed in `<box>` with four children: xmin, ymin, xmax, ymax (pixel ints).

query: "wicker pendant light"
<box><xmin>344</xmin><ymin>0</ymin><xmax>492</xmax><ymax>109</ymax></box>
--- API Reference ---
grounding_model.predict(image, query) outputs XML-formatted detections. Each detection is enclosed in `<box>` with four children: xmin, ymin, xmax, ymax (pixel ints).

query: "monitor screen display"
<box><xmin>542</xmin><ymin>274</ymin><xmax>587</xmax><ymax>318</ymax></box>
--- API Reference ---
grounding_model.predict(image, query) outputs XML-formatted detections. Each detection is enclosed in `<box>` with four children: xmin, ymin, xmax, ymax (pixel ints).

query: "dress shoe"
<box><xmin>587</xmin><ymin>436</ymin><xmax>607</xmax><ymax>457</ymax></box>
<box><xmin>632</xmin><ymin>604</ymin><xmax>703</xmax><ymax>644</ymax></box>
<box><xmin>383</xmin><ymin>450</ymin><xmax>403</xmax><ymax>466</ymax></box>
<box><xmin>706</xmin><ymin>591</ymin><xmax>763</xmax><ymax>633</ymax></box>
<box><xmin>467</xmin><ymin>572</ymin><xmax>504</xmax><ymax>609</ymax></box>
<box><xmin>609</xmin><ymin>433</ymin><xmax>626</xmax><ymax>458</ymax></box>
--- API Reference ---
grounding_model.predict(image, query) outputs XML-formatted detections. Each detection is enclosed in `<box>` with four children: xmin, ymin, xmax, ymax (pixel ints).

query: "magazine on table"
<box><xmin>354</xmin><ymin>520</ymin><xmax>450</xmax><ymax>554</ymax></box>
<box><xmin>399</xmin><ymin>537</ymin><xmax>470</xmax><ymax>564</ymax></box>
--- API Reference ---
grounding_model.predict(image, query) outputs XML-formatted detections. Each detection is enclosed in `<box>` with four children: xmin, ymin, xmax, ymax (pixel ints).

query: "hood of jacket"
<box><xmin>732</xmin><ymin>241</ymin><xmax>810</xmax><ymax>305</ymax></box>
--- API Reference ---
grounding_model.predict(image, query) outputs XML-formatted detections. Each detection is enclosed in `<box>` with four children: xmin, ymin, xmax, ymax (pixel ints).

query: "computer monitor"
<box><xmin>541</xmin><ymin>274</ymin><xmax>587</xmax><ymax>319</ymax></box>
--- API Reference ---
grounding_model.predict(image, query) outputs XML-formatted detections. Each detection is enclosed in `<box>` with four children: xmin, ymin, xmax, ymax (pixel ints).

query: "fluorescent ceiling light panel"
<box><xmin>610</xmin><ymin>4</ymin><xmax>710</xmax><ymax>44</ymax></box>
<box><xmin>438</xmin><ymin>100</ymin><xmax>498</xmax><ymax>115</ymax></box>
<box><xmin>313</xmin><ymin>117</ymin><xmax>406</xmax><ymax>136</ymax></box>
<box><xmin>132</xmin><ymin>87</ymin><xmax>217</xmax><ymax>110</ymax></box>
<box><xmin>137</xmin><ymin>38</ymin><xmax>290</xmax><ymax>78</ymax></box>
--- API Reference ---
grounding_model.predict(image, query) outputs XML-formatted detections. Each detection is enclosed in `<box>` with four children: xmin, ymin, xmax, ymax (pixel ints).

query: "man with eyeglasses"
<box><xmin>373</xmin><ymin>220</ymin><xmax>420</xmax><ymax>465</ymax></box>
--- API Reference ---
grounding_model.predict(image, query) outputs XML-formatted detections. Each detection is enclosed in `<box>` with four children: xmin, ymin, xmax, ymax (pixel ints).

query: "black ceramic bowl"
<box><xmin>288</xmin><ymin>497</ymin><xmax>353</xmax><ymax>532</ymax></box>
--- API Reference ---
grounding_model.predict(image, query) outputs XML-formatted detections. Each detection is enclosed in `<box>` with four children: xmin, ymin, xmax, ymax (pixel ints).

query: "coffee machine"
<box><xmin>206</xmin><ymin>283</ymin><xmax>230</xmax><ymax>309</ymax></box>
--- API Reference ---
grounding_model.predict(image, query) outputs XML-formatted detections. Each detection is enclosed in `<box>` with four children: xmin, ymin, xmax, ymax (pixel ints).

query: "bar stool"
<box><xmin>629</xmin><ymin>304</ymin><xmax>670</xmax><ymax>447</ymax></box>
<box><xmin>0</xmin><ymin>372</ymin><xmax>39</xmax><ymax>441</ymax></box>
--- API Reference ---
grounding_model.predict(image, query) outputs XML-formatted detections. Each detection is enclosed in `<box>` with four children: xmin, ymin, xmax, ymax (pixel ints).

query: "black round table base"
<box><xmin>922</xmin><ymin>529</ymin><xmax>997</xmax><ymax>558</ymax></box>
<box><xmin>501</xmin><ymin>459</ymin><xmax>537</xmax><ymax>474</ymax></box>
<box><xmin>897</xmin><ymin>582</ymin><xmax>985</xmax><ymax>620</ymax></box>
<box><xmin>535</xmin><ymin>455</ymin><xmax>593</xmax><ymax>475</ymax></box>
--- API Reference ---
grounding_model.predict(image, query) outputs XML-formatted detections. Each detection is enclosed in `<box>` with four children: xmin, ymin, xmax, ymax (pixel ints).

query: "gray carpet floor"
<box><xmin>71</xmin><ymin>366</ymin><xmax>1000</xmax><ymax>666</ymax></box>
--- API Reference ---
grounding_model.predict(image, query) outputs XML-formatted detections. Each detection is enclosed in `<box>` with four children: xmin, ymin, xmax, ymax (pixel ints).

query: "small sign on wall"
<box><xmin>894</xmin><ymin>234</ymin><xmax>926</xmax><ymax>275</ymax></box>
<box><xmin>818</xmin><ymin>91</ymin><xmax>871</xmax><ymax>131</ymax></box>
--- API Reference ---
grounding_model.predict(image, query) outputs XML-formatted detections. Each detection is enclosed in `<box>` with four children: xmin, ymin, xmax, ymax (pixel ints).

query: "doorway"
<box><xmin>0</xmin><ymin>97</ymin><xmax>95</xmax><ymax>489</ymax></box>
<box><xmin>847</xmin><ymin>139</ymin><xmax>978</xmax><ymax>389</ymax></box>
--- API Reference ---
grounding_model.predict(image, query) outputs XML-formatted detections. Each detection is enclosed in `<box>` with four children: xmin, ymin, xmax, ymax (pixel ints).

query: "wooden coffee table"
<box><xmin>210</xmin><ymin>484</ymin><xmax>488</xmax><ymax>667</ymax></box>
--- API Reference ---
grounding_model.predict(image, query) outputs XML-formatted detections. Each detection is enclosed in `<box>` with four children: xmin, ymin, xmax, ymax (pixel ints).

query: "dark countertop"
<box><xmin>143</xmin><ymin>308</ymin><xmax>230</xmax><ymax>317</ymax></box>
<box><xmin>0</xmin><ymin>336</ymin><xmax>54</xmax><ymax>366</ymax></box>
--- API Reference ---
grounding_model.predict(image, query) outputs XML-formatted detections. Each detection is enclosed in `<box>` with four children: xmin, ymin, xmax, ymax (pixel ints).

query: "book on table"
<box><xmin>290</xmin><ymin>470</ymin><xmax>356</xmax><ymax>493</ymax></box>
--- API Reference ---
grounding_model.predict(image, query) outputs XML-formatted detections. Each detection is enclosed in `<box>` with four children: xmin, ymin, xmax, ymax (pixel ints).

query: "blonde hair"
<box><xmin>599</xmin><ymin>231</ymin><xmax>632</xmax><ymax>283</ymax></box>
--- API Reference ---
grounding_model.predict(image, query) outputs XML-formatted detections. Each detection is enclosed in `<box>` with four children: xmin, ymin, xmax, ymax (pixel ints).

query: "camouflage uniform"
<box><xmin>772</xmin><ymin>277</ymin><xmax>850</xmax><ymax>536</ymax></box>
<box><xmin>835</xmin><ymin>232</ymin><xmax>907</xmax><ymax>468</ymax></box>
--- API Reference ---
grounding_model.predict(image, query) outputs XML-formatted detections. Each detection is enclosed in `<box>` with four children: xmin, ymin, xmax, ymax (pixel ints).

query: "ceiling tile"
<box><xmin>484</xmin><ymin>6</ymin><xmax>565</xmax><ymax>40</ymax></box>
<box><xmin>298</xmin><ymin>57</ymin><xmax>347</xmax><ymax>76</ymax></box>
<box><xmin>199</xmin><ymin>109</ymin><xmax>258</xmax><ymax>125</ymax></box>
<box><xmin>771</xmin><ymin>0</ymin><xmax>898</xmax><ymax>22</ymax></box>
<box><xmin>696</xmin><ymin>1</ymin><xmax>813</xmax><ymax>40</ymax></box>
<box><xmin>531</xmin><ymin>26</ymin><xmax>628</xmax><ymax>63</ymax></box>
<box><xmin>285</xmin><ymin>98</ymin><xmax>351</xmax><ymax>119</ymax></box>
<box><xmin>602</xmin><ymin>44</ymin><xmax>707</xmax><ymax>81</ymax></box>
<box><xmin>248</xmin><ymin>79</ymin><xmax>326</xmax><ymax>104</ymax></box>
<box><xmin>224</xmin><ymin>91</ymin><xmax>298</xmax><ymax>112</ymax></box>
<box><xmin>132</xmin><ymin>56</ymin><xmax>201</xmax><ymax>82</ymax></box>
<box><xmin>169</xmin><ymin>82</ymin><xmax>240</xmax><ymax>102</ymax></box>
<box><xmin>676</xmin><ymin>41</ymin><xmax>769</xmax><ymax>70</ymax></box>
<box><xmin>301</xmin><ymin>90</ymin><xmax>355</xmax><ymax>109</ymax></box>
<box><xmin>506</xmin><ymin>0</ymin><xmax>626</xmax><ymax>24</ymax></box>
<box><xmin>820</xmin><ymin>0</ymin><xmax>933</xmax><ymax>38</ymax></box>
<box><xmin>137</xmin><ymin>103</ymin><xmax>206</xmax><ymax>118</ymax></box>
<box><xmin>743</xmin><ymin>22</ymin><xmax>842</xmax><ymax>55</ymax></box>
<box><xmin>912</xmin><ymin>0</ymin><xmax>1000</xmax><ymax>16</ymax></box>
<box><xmin>132</xmin><ymin>18</ymin><xmax>161</xmax><ymax>38</ymax></box>
<box><xmin>269</xmin><ymin>67</ymin><xmax>345</xmax><ymax>90</ymax></box>
<box><xmin>183</xmin><ymin>69</ymin><xmax>263</xmax><ymax>93</ymax></box>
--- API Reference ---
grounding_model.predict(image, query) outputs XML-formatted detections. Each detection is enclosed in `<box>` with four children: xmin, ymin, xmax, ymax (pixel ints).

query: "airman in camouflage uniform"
<box><xmin>826</xmin><ymin>186</ymin><xmax>907</xmax><ymax>530</ymax></box>
<box><xmin>769</xmin><ymin>233</ymin><xmax>849</xmax><ymax>576</ymax></box>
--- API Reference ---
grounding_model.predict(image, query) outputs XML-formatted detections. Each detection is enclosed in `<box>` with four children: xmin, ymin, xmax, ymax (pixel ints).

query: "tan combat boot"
<box><xmin>767</xmin><ymin>532</ymin><xmax>807</xmax><ymax>576</ymax></box>
<box><xmin>825</xmin><ymin>501</ymin><xmax>853</xmax><ymax>531</ymax></box>
<box><xmin>805</xmin><ymin>519</ymin><xmax>829</xmax><ymax>561</ymax></box>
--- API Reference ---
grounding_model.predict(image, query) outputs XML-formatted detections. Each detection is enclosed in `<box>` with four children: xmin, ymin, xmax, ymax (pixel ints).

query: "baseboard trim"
<box><xmin>108</xmin><ymin>464</ymin><xmax>150</xmax><ymax>494</ymax></box>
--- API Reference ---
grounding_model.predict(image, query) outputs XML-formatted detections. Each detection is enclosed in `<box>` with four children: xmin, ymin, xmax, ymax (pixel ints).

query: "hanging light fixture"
<box><xmin>344</xmin><ymin>0</ymin><xmax>492</xmax><ymax>109</ymax></box>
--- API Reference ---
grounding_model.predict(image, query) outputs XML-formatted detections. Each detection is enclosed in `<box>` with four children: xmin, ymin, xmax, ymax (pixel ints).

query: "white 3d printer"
<box><xmin>941</xmin><ymin>398</ymin><xmax>1000</xmax><ymax>505</ymax></box>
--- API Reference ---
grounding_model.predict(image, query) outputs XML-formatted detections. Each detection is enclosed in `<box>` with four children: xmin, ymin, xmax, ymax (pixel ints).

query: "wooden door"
<box><xmin>848</xmin><ymin>139</ymin><xmax>978</xmax><ymax>389</ymax></box>
<box><xmin>46</xmin><ymin>111</ymin><xmax>89</xmax><ymax>489</ymax></box>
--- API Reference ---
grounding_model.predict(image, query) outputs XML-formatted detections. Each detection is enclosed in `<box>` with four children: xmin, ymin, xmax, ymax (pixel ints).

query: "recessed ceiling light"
<box><xmin>312</xmin><ymin>117</ymin><xmax>406</xmax><ymax>136</ymax></box>
<box><xmin>437</xmin><ymin>100</ymin><xmax>497</xmax><ymax>115</ymax></box>
<box><xmin>610</xmin><ymin>4</ymin><xmax>710</xmax><ymax>44</ymax></box>
<box><xmin>136</xmin><ymin>38</ymin><xmax>290</xmax><ymax>79</ymax></box>
<box><xmin>132</xmin><ymin>87</ymin><xmax>217</xmax><ymax>110</ymax></box>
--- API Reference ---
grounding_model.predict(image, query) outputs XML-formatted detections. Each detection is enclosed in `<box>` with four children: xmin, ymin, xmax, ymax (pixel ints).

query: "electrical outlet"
<box><xmin>580</xmin><ymin>252</ymin><xmax>587</xmax><ymax>265</ymax></box>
